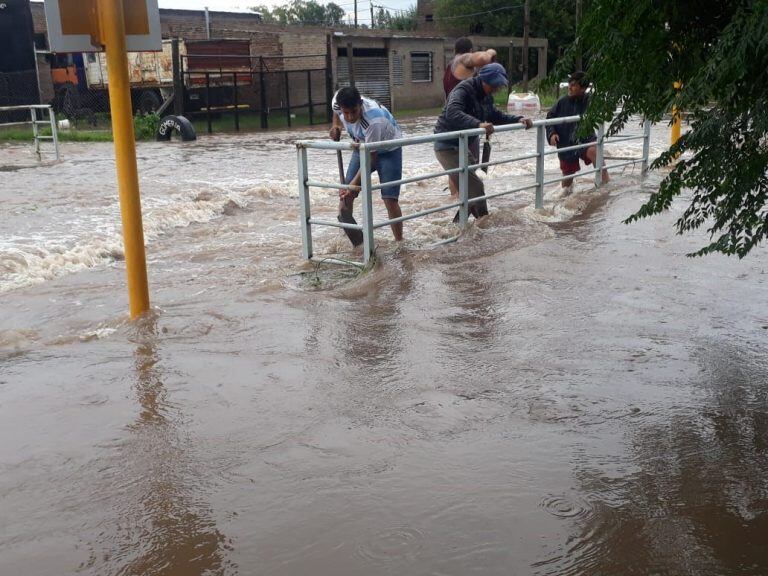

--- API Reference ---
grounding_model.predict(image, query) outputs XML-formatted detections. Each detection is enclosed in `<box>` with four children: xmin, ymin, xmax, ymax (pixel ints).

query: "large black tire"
<box><xmin>156</xmin><ymin>115</ymin><xmax>197</xmax><ymax>142</ymax></box>
<box><xmin>136</xmin><ymin>90</ymin><xmax>162</xmax><ymax>114</ymax></box>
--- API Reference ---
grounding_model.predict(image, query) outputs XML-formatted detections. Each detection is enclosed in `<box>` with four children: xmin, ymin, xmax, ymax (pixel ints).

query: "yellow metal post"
<box><xmin>671</xmin><ymin>81</ymin><xmax>682</xmax><ymax>146</ymax></box>
<box><xmin>97</xmin><ymin>0</ymin><xmax>150</xmax><ymax>318</ymax></box>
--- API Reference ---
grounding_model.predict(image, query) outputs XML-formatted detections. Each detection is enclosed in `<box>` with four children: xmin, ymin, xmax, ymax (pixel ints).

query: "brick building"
<box><xmin>23</xmin><ymin>2</ymin><xmax>547</xmax><ymax>120</ymax></box>
<box><xmin>27</xmin><ymin>2</ymin><xmax>451</xmax><ymax>113</ymax></box>
<box><xmin>415</xmin><ymin>0</ymin><xmax>438</xmax><ymax>32</ymax></box>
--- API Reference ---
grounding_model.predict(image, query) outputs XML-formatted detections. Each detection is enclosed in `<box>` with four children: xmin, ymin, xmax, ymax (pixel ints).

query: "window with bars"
<box><xmin>392</xmin><ymin>51</ymin><xmax>404</xmax><ymax>85</ymax></box>
<box><xmin>410</xmin><ymin>52</ymin><xmax>433</xmax><ymax>83</ymax></box>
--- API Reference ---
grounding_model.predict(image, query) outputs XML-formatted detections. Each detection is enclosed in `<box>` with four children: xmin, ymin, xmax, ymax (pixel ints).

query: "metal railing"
<box><xmin>0</xmin><ymin>104</ymin><xmax>60</xmax><ymax>162</ymax></box>
<box><xmin>181</xmin><ymin>53</ymin><xmax>332</xmax><ymax>133</ymax></box>
<box><xmin>296</xmin><ymin>116</ymin><xmax>652</xmax><ymax>266</ymax></box>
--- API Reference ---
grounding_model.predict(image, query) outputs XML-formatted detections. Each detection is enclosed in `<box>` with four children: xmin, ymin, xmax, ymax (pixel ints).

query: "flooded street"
<box><xmin>2</xmin><ymin>117</ymin><xmax>768</xmax><ymax>575</ymax></box>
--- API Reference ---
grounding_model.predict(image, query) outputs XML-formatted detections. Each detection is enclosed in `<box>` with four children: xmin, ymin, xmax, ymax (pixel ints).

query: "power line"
<box><xmin>431</xmin><ymin>4</ymin><xmax>525</xmax><ymax>20</ymax></box>
<box><xmin>333</xmin><ymin>1</ymin><xmax>369</xmax><ymax>8</ymax></box>
<box><xmin>371</xmin><ymin>3</ymin><xmax>411</xmax><ymax>13</ymax></box>
<box><xmin>266</xmin><ymin>0</ymin><xmax>372</xmax><ymax>10</ymax></box>
<box><xmin>372</xmin><ymin>2</ymin><xmax>524</xmax><ymax>20</ymax></box>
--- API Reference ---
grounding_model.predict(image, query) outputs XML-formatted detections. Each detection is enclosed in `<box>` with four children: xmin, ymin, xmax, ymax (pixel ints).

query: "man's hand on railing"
<box><xmin>479</xmin><ymin>122</ymin><xmax>495</xmax><ymax>136</ymax></box>
<box><xmin>549</xmin><ymin>133</ymin><xmax>560</xmax><ymax>146</ymax></box>
<box><xmin>339</xmin><ymin>187</ymin><xmax>360</xmax><ymax>201</ymax></box>
<box><xmin>329</xmin><ymin>126</ymin><xmax>342</xmax><ymax>141</ymax></box>
<box><xmin>520</xmin><ymin>118</ymin><xmax>533</xmax><ymax>129</ymax></box>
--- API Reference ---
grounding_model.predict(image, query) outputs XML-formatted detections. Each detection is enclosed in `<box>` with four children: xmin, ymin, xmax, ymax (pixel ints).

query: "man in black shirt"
<box><xmin>434</xmin><ymin>63</ymin><xmax>533</xmax><ymax>219</ymax></box>
<box><xmin>546</xmin><ymin>71</ymin><xmax>609</xmax><ymax>196</ymax></box>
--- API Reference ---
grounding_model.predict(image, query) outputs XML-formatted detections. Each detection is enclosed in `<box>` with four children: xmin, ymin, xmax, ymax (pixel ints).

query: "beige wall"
<box><xmin>390</xmin><ymin>38</ymin><xmax>445</xmax><ymax>111</ymax></box>
<box><xmin>330</xmin><ymin>36</ymin><xmax>444</xmax><ymax>111</ymax></box>
<box><xmin>280</xmin><ymin>31</ymin><xmax>326</xmax><ymax>71</ymax></box>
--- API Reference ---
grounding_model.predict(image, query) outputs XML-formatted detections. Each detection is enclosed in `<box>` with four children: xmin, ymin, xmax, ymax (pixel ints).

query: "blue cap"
<box><xmin>478</xmin><ymin>63</ymin><xmax>508</xmax><ymax>88</ymax></box>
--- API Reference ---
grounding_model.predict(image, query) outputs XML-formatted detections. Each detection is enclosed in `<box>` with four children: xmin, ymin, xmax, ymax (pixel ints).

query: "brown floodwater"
<box><xmin>1</xmin><ymin>117</ymin><xmax>768</xmax><ymax>575</ymax></box>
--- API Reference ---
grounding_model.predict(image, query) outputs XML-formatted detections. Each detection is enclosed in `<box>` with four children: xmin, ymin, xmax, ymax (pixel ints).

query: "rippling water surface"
<box><xmin>2</xmin><ymin>117</ymin><xmax>767</xmax><ymax>575</ymax></box>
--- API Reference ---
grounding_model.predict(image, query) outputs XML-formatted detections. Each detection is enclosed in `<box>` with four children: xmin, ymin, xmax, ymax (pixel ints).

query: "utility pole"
<box><xmin>98</xmin><ymin>0</ymin><xmax>151</xmax><ymax>317</ymax></box>
<box><xmin>522</xmin><ymin>0</ymin><xmax>530</xmax><ymax>92</ymax></box>
<box><xmin>575</xmin><ymin>0</ymin><xmax>582</xmax><ymax>70</ymax></box>
<box><xmin>370</xmin><ymin>3</ymin><xmax>375</xmax><ymax>28</ymax></box>
<box><xmin>354</xmin><ymin>0</ymin><xmax>358</xmax><ymax>27</ymax></box>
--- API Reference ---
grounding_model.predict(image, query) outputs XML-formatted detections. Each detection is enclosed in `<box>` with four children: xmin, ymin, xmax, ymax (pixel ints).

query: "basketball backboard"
<box><xmin>44</xmin><ymin>0</ymin><xmax>161</xmax><ymax>52</ymax></box>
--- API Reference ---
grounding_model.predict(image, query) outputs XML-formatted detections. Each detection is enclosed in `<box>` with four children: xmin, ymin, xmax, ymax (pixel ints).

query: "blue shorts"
<box><xmin>345</xmin><ymin>147</ymin><xmax>403</xmax><ymax>200</ymax></box>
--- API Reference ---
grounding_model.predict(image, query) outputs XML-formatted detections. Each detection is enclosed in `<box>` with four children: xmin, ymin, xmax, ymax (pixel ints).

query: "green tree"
<box><xmin>249</xmin><ymin>4</ymin><xmax>281</xmax><ymax>24</ymax></box>
<box><xmin>324</xmin><ymin>2</ymin><xmax>347</xmax><ymax>25</ymax></box>
<box><xmin>433</xmin><ymin>0</ymin><xmax>577</xmax><ymax>72</ymax></box>
<box><xmin>567</xmin><ymin>0</ymin><xmax>768</xmax><ymax>257</ymax></box>
<box><xmin>373</xmin><ymin>6</ymin><xmax>418</xmax><ymax>31</ymax></box>
<box><xmin>250</xmin><ymin>1</ymin><xmax>347</xmax><ymax>26</ymax></box>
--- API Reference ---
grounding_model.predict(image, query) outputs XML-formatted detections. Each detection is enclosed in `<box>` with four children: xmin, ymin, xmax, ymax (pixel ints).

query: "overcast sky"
<box><xmin>157</xmin><ymin>0</ymin><xmax>416</xmax><ymax>25</ymax></box>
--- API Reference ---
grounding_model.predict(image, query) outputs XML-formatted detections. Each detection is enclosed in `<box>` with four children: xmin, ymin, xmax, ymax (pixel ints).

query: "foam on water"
<box><xmin>0</xmin><ymin>181</ymin><xmax>291</xmax><ymax>294</ymax></box>
<box><xmin>524</xmin><ymin>185</ymin><xmax>606</xmax><ymax>224</ymax></box>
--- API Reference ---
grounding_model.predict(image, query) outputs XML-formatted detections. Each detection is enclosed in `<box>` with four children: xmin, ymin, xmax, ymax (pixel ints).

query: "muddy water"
<box><xmin>2</xmin><ymin>117</ymin><xmax>768</xmax><ymax>575</ymax></box>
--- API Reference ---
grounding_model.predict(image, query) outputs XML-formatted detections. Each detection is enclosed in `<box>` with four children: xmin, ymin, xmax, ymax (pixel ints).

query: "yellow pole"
<box><xmin>671</xmin><ymin>81</ymin><xmax>682</xmax><ymax>146</ymax></box>
<box><xmin>97</xmin><ymin>0</ymin><xmax>150</xmax><ymax>318</ymax></box>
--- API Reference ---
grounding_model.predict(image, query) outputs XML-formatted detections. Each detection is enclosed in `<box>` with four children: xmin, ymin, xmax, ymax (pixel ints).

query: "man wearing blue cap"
<box><xmin>434</xmin><ymin>62</ymin><xmax>533</xmax><ymax>219</ymax></box>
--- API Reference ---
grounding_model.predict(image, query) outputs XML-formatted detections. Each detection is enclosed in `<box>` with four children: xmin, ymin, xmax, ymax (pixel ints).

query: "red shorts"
<box><xmin>559</xmin><ymin>147</ymin><xmax>594</xmax><ymax>176</ymax></box>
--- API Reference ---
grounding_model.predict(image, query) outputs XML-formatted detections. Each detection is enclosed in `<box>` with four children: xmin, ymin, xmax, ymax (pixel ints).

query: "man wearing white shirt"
<box><xmin>330</xmin><ymin>86</ymin><xmax>404</xmax><ymax>242</ymax></box>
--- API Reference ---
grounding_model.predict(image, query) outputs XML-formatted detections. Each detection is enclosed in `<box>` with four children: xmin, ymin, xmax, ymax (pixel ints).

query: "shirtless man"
<box><xmin>443</xmin><ymin>37</ymin><xmax>497</xmax><ymax>98</ymax></box>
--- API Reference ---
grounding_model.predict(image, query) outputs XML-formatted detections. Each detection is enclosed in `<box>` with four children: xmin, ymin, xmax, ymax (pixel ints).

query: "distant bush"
<box><xmin>133</xmin><ymin>113</ymin><xmax>160</xmax><ymax>141</ymax></box>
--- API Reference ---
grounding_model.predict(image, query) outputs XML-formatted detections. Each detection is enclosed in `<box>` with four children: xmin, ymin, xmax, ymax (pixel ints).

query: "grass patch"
<box><xmin>190</xmin><ymin>108</ymin><xmax>326</xmax><ymax>133</ymax></box>
<box><xmin>189</xmin><ymin>105</ymin><xmax>446</xmax><ymax>134</ymax></box>
<box><xmin>0</xmin><ymin>126</ymin><xmax>113</xmax><ymax>142</ymax></box>
<box><xmin>536</xmin><ymin>91</ymin><xmax>559</xmax><ymax>108</ymax></box>
<box><xmin>133</xmin><ymin>113</ymin><xmax>160</xmax><ymax>140</ymax></box>
<box><xmin>0</xmin><ymin>113</ymin><xmax>170</xmax><ymax>143</ymax></box>
<box><xmin>394</xmin><ymin>106</ymin><xmax>444</xmax><ymax>118</ymax></box>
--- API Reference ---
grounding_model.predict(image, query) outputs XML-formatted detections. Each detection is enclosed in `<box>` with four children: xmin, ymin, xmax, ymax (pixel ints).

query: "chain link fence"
<box><xmin>0</xmin><ymin>70</ymin><xmax>40</xmax><ymax>125</ymax></box>
<box><xmin>44</xmin><ymin>53</ymin><xmax>115</xmax><ymax>131</ymax></box>
<box><xmin>3</xmin><ymin>44</ymin><xmax>335</xmax><ymax>137</ymax></box>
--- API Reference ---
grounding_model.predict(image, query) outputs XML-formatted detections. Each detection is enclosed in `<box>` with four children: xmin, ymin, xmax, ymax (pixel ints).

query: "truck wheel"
<box><xmin>156</xmin><ymin>115</ymin><xmax>197</xmax><ymax>142</ymax></box>
<box><xmin>137</xmin><ymin>90</ymin><xmax>162</xmax><ymax>114</ymax></box>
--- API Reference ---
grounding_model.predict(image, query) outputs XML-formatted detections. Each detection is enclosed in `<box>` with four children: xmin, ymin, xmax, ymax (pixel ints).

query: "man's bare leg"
<box><xmin>559</xmin><ymin>175</ymin><xmax>574</xmax><ymax>196</ymax></box>
<box><xmin>383</xmin><ymin>198</ymin><xmax>403</xmax><ymax>241</ymax></box>
<box><xmin>448</xmin><ymin>175</ymin><xmax>458</xmax><ymax>197</ymax></box>
<box><xmin>586</xmin><ymin>145</ymin><xmax>610</xmax><ymax>184</ymax></box>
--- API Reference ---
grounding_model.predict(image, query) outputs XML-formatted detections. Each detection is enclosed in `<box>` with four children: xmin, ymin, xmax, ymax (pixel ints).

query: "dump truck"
<box><xmin>45</xmin><ymin>38</ymin><xmax>252</xmax><ymax>118</ymax></box>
